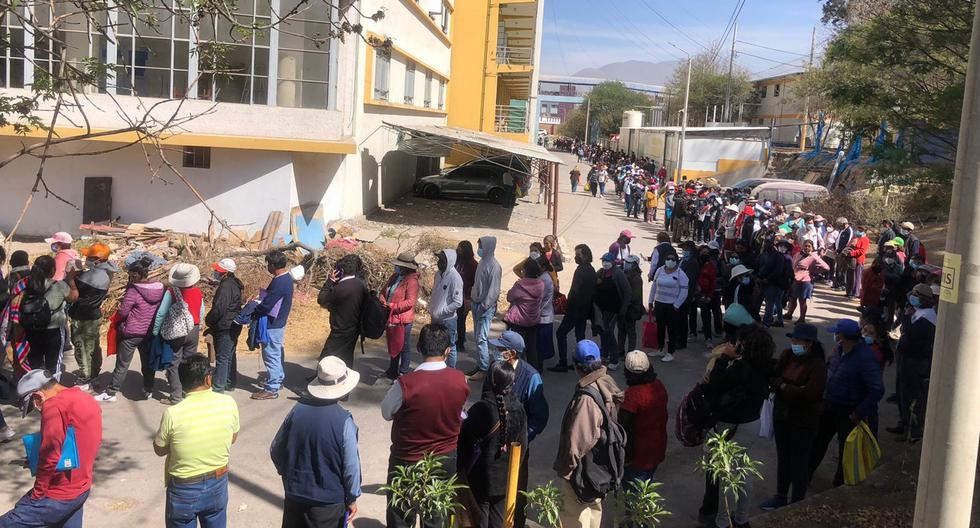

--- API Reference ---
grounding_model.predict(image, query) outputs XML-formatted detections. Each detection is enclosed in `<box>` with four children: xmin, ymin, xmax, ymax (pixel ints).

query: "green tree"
<box><xmin>665</xmin><ymin>51</ymin><xmax>755</xmax><ymax>126</ymax></box>
<box><xmin>803</xmin><ymin>0</ymin><xmax>972</xmax><ymax>185</ymax></box>
<box><xmin>559</xmin><ymin>81</ymin><xmax>652</xmax><ymax>141</ymax></box>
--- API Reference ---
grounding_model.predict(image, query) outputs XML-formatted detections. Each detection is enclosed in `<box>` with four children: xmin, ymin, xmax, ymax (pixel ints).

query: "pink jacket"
<box><xmin>118</xmin><ymin>282</ymin><xmax>165</xmax><ymax>338</ymax></box>
<box><xmin>792</xmin><ymin>253</ymin><xmax>830</xmax><ymax>283</ymax></box>
<box><xmin>505</xmin><ymin>277</ymin><xmax>545</xmax><ymax>327</ymax></box>
<box><xmin>383</xmin><ymin>272</ymin><xmax>419</xmax><ymax>325</ymax></box>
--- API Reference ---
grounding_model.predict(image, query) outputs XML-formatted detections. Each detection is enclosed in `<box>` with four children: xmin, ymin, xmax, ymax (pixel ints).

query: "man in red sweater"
<box><xmin>1</xmin><ymin>369</ymin><xmax>102</xmax><ymax>527</ymax></box>
<box><xmin>381</xmin><ymin>324</ymin><xmax>469</xmax><ymax>528</ymax></box>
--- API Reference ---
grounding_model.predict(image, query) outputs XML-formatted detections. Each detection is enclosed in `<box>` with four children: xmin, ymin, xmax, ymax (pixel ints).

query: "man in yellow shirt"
<box><xmin>154</xmin><ymin>353</ymin><xmax>239</xmax><ymax>527</ymax></box>
<box><xmin>645</xmin><ymin>185</ymin><xmax>659</xmax><ymax>224</ymax></box>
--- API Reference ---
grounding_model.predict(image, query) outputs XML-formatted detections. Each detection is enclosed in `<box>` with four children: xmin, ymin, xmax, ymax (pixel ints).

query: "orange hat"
<box><xmin>80</xmin><ymin>243</ymin><xmax>110</xmax><ymax>260</ymax></box>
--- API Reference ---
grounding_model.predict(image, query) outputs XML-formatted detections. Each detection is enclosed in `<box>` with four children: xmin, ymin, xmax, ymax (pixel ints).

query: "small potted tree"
<box><xmin>381</xmin><ymin>453</ymin><xmax>466</xmax><ymax>527</ymax></box>
<box><xmin>698</xmin><ymin>431</ymin><xmax>763</xmax><ymax>523</ymax></box>
<box><xmin>620</xmin><ymin>479</ymin><xmax>671</xmax><ymax>526</ymax></box>
<box><xmin>522</xmin><ymin>481</ymin><xmax>563</xmax><ymax>528</ymax></box>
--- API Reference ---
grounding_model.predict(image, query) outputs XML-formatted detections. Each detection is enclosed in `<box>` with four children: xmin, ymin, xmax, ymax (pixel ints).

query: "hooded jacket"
<box><xmin>69</xmin><ymin>261</ymin><xmax>119</xmax><ymax>321</ymax></box>
<box><xmin>118</xmin><ymin>281</ymin><xmax>165</xmax><ymax>338</ymax></box>
<box><xmin>566</xmin><ymin>261</ymin><xmax>597</xmax><ymax>319</ymax></box>
<box><xmin>206</xmin><ymin>274</ymin><xmax>244</xmax><ymax>332</ymax></box>
<box><xmin>505</xmin><ymin>277</ymin><xmax>545</xmax><ymax>327</ymax></box>
<box><xmin>430</xmin><ymin>249</ymin><xmax>463</xmax><ymax>322</ymax></box>
<box><xmin>471</xmin><ymin>236</ymin><xmax>502</xmax><ymax>313</ymax></box>
<box><xmin>553</xmin><ymin>367</ymin><xmax>624</xmax><ymax>479</ymax></box>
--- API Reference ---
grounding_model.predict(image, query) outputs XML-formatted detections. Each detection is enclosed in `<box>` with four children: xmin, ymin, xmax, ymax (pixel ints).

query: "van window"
<box><xmin>758</xmin><ymin>189</ymin><xmax>778</xmax><ymax>203</ymax></box>
<box><xmin>783</xmin><ymin>191</ymin><xmax>806</xmax><ymax>204</ymax></box>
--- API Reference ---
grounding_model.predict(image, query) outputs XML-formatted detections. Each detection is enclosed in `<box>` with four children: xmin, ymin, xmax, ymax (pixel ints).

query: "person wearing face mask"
<box><xmin>879</xmin><ymin>247</ymin><xmax>905</xmax><ymax>329</ymax></box>
<box><xmin>381</xmin><ymin>253</ymin><xmax>420</xmax><ymax>381</ymax></box>
<box><xmin>859</xmin><ymin>257</ymin><xmax>887</xmax><ymax>314</ymax></box>
<box><xmin>758</xmin><ymin>239</ymin><xmax>792</xmax><ymax>328</ymax></box>
<box><xmin>663</xmin><ymin>188</ymin><xmax>676</xmax><ymax>232</ymax></box>
<box><xmin>759</xmin><ymin>323</ymin><xmax>827</xmax><ymax>511</ymax></box>
<box><xmin>595</xmin><ymin>253</ymin><xmax>632</xmax><ymax>369</ymax></box>
<box><xmin>68</xmin><ymin>244</ymin><xmax>118</xmax><ymax>389</ymax></box>
<box><xmin>316</xmin><ymin>254</ymin><xmax>369</xmax><ymax>373</ymax></box>
<box><xmin>623</xmin><ymin>255</ymin><xmax>646</xmax><ymax>353</ymax></box>
<box><xmin>832</xmin><ymin>218</ymin><xmax>853</xmax><ymax>291</ymax></box>
<box><xmin>877</xmin><ymin>220</ymin><xmax>896</xmax><ymax>255</ymax></box>
<box><xmin>647</xmin><ymin>252</ymin><xmax>689</xmax><ymax>363</ymax></box>
<box><xmin>44</xmin><ymin>232</ymin><xmax>79</xmax><ymax>282</ymax></box>
<box><xmin>1</xmin><ymin>369</ymin><xmax>102</xmax><ymax>526</ymax></box>
<box><xmin>692</xmin><ymin>246</ymin><xmax>719</xmax><ymax>349</ymax></box>
<box><xmin>249</xmin><ymin>251</ymin><xmax>295</xmax><ymax>401</ymax></box>
<box><xmin>552</xmin><ymin>245</ymin><xmax>598</xmax><ymax>372</ymax></box>
<box><xmin>430</xmin><ymin>249</ymin><xmax>464</xmax><ymax>369</ymax></box>
<box><xmin>886</xmin><ymin>284</ymin><xmax>936</xmax><ymax>442</ymax></box>
<box><xmin>822</xmin><ymin>223</ymin><xmax>839</xmax><ymax>285</ymax></box>
<box><xmin>844</xmin><ymin>227</ymin><xmax>870</xmax><ymax>300</ymax></box>
<box><xmin>504</xmin><ymin>259</ymin><xmax>546</xmax><ymax>371</ymax></box>
<box><xmin>859</xmin><ymin>318</ymin><xmax>892</xmax><ymax>369</ymax></box>
<box><xmin>808</xmin><ymin>319</ymin><xmax>884</xmax><ymax>487</ymax></box>
<box><xmin>678</xmin><ymin>241</ymin><xmax>701</xmax><ymax>349</ymax></box>
<box><xmin>608</xmin><ymin>230</ymin><xmax>636</xmax><ymax>268</ymax></box>
<box><xmin>784</xmin><ymin>240</ymin><xmax>829</xmax><ymax>325</ymax></box>
<box><xmin>898</xmin><ymin>221</ymin><xmax>924</xmax><ymax>263</ymax></box>
<box><xmin>205</xmin><ymin>258</ymin><xmax>244</xmax><ymax>393</ymax></box>
<box><xmin>647</xmin><ymin>232</ymin><xmax>674</xmax><ymax>281</ymax></box>
<box><xmin>472</xmin><ymin>237</ymin><xmax>503</xmax><ymax>378</ymax></box>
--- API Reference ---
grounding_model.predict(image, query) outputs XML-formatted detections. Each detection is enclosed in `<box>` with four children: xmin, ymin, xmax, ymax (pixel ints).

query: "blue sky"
<box><xmin>541</xmin><ymin>0</ymin><xmax>834</xmax><ymax>81</ymax></box>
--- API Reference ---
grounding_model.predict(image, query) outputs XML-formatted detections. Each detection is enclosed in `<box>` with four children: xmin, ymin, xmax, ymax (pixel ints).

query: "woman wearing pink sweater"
<box><xmin>784</xmin><ymin>240</ymin><xmax>830</xmax><ymax>324</ymax></box>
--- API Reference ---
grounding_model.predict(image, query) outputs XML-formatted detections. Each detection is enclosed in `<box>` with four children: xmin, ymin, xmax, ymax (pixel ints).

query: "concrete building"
<box><xmin>0</xmin><ymin>0</ymin><xmax>459</xmax><ymax>238</ymax></box>
<box><xmin>446</xmin><ymin>0</ymin><xmax>544</xmax><ymax>147</ymax></box>
<box><xmin>750</xmin><ymin>71</ymin><xmax>808</xmax><ymax>147</ymax></box>
<box><xmin>618</xmin><ymin>126</ymin><xmax>771</xmax><ymax>186</ymax></box>
<box><xmin>537</xmin><ymin>75</ymin><xmax>666</xmax><ymax>135</ymax></box>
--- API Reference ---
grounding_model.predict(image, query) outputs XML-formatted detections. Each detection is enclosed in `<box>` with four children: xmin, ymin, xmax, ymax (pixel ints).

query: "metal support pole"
<box><xmin>552</xmin><ymin>162</ymin><xmax>559</xmax><ymax>236</ymax></box>
<box><xmin>545</xmin><ymin>164</ymin><xmax>552</xmax><ymax>219</ymax></box>
<box><xmin>583</xmin><ymin>98</ymin><xmax>591</xmax><ymax>144</ymax></box>
<box><xmin>914</xmin><ymin>3</ymin><xmax>980</xmax><ymax>527</ymax></box>
<box><xmin>503</xmin><ymin>442</ymin><xmax>523</xmax><ymax>528</ymax></box>
<box><xmin>799</xmin><ymin>26</ymin><xmax>816</xmax><ymax>151</ymax></box>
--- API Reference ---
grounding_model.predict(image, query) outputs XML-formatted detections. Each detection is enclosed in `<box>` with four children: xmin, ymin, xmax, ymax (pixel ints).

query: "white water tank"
<box><xmin>622</xmin><ymin>110</ymin><xmax>644</xmax><ymax>128</ymax></box>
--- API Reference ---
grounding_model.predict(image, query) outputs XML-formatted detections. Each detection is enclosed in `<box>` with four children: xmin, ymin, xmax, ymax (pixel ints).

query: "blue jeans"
<box><xmin>1</xmin><ymin>490</ymin><xmax>89</xmax><ymax>527</ymax></box>
<box><xmin>762</xmin><ymin>285</ymin><xmax>785</xmax><ymax>326</ymax></box>
<box><xmin>472</xmin><ymin>304</ymin><xmax>495</xmax><ymax>371</ymax></box>
<box><xmin>212</xmin><ymin>327</ymin><xmax>241</xmax><ymax>392</ymax></box>
<box><xmin>263</xmin><ymin>327</ymin><xmax>286</xmax><ymax>393</ymax></box>
<box><xmin>439</xmin><ymin>317</ymin><xmax>458</xmax><ymax>368</ymax></box>
<box><xmin>166</xmin><ymin>474</ymin><xmax>228</xmax><ymax>528</ymax></box>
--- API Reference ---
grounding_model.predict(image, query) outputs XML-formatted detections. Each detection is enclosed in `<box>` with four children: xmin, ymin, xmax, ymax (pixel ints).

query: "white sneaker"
<box><xmin>0</xmin><ymin>426</ymin><xmax>14</xmax><ymax>443</ymax></box>
<box><xmin>607</xmin><ymin>362</ymin><xmax>620</xmax><ymax>371</ymax></box>
<box><xmin>75</xmin><ymin>383</ymin><xmax>90</xmax><ymax>392</ymax></box>
<box><xmin>93</xmin><ymin>392</ymin><xmax>117</xmax><ymax>402</ymax></box>
<box><xmin>650</xmin><ymin>349</ymin><xmax>666</xmax><ymax>358</ymax></box>
<box><xmin>661</xmin><ymin>353</ymin><xmax>675</xmax><ymax>363</ymax></box>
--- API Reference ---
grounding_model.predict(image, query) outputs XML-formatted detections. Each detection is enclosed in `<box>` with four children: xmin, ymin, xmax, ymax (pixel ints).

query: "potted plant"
<box><xmin>521</xmin><ymin>481</ymin><xmax>563</xmax><ymax>528</ymax></box>
<box><xmin>620</xmin><ymin>479</ymin><xmax>671</xmax><ymax>526</ymax></box>
<box><xmin>697</xmin><ymin>431</ymin><xmax>763</xmax><ymax>523</ymax></box>
<box><xmin>381</xmin><ymin>453</ymin><xmax>466</xmax><ymax>527</ymax></box>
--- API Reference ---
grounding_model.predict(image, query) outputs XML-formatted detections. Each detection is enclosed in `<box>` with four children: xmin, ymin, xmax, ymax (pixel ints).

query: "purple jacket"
<box><xmin>505</xmin><ymin>278</ymin><xmax>545</xmax><ymax>327</ymax></box>
<box><xmin>118</xmin><ymin>282</ymin><xmax>165</xmax><ymax>338</ymax></box>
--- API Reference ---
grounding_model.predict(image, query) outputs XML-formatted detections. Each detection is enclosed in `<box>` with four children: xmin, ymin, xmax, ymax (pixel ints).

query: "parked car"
<box><xmin>751</xmin><ymin>179</ymin><xmax>829</xmax><ymax>206</ymax></box>
<box><xmin>413</xmin><ymin>156</ymin><xmax>531</xmax><ymax>203</ymax></box>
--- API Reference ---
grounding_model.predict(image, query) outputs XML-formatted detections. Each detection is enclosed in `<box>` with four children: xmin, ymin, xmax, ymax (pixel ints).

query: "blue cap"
<box><xmin>826</xmin><ymin>319</ymin><xmax>861</xmax><ymax>337</ymax></box>
<box><xmin>489</xmin><ymin>331</ymin><xmax>525</xmax><ymax>352</ymax></box>
<box><xmin>600</xmin><ymin>252</ymin><xmax>616</xmax><ymax>262</ymax></box>
<box><xmin>574</xmin><ymin>340</ymin><xmax>601</xmax><ymax>364</ymax></box>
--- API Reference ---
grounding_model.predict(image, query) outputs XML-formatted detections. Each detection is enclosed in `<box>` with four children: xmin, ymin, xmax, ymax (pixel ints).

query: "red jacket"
<box><xmin>382</xmin><ymin>272</ymin><xmax>419</xmax><ymax>325</ymax></box>
<box><xmin>34</xmin><ymin>388</ymin><xmax>103</xmax><ymax>500</ymax></box>
<box><xmin>697</xmin><ymin>260</ymin><xmax>717</xmax><ymax>298</ymax></box>
<box><xmin>860</xmin><ymin>267</ymin><xmax>885</xmax><ymax>307</ymax></box>
<box><xmin>849</xmin><ymin>236</ymin><xmax>871</xmax><ymax>265</ymax></box>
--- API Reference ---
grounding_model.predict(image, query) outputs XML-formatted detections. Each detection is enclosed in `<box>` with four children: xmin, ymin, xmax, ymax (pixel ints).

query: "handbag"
<box><xmin>758</xmin><ymin>394</ymin><xmax>775</xmax><ymax>439</ymax></box>
<box><xmin>843</xmin><ymin>421</ymin><xmax>881</xmax><ymax>485</ymax></box>
<box><xmin>553</xmin><ymin>292</ymin><xmax>568</xmax><ymax>315</ymax></box>
<box><xmin>160</xmin><ymin>288</ymin><xmax>194</xmax><ymax>341</ymax></box>
<box><xmin>106</xmin><ymin>311</ymin><xmax>121</xmax><ymax>356</ymax></box>
<box><xmin>723</xmin><ymin>285</ymin><xmax>755</xmax><ymax>327</ymax></box>
<box><xmin>642</xmin><ymin>314</ymin><xmax>659</xmax><ymax>348</ymax></box>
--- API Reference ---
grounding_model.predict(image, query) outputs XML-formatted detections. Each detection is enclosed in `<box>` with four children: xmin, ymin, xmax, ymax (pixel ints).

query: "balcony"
<box><xmin>495</xmin><ymin>103</ymin><xmax>529</xmax><ymax>133</ymax></box>
<box><xmin>496</xmin><ymin>46</ymin><xmax>533</xmax><ymax>65</ymax></box>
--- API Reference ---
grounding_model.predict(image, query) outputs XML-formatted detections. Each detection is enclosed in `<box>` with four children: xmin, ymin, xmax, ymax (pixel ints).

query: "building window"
<box><xmin>440</xmin><ymin>8</ymin><xmax>450</xmax><ymax>34</ymax></box>
<box><xmin>438</xmin><ymin>79</ymin><xmax>445</xmax><ymax>110</ymax></box>
<box><xmin>109</xmin><ymin>1</ymin><xmax>188</xmax><ymax>99</ymax></box>
<box><xmin>423</xmin><ymin>72</ymin><xmax>432</xmax><ymax>108</ymax></box>
<box><xmin>276</xmin><ymin>0</ymin><xmax>332</xmax><ymax>108</ymax></box>
<box><xmin>760</xmin><ymin>86</ymin><xmax>767</xmax><ymax>98</ymax></box>
<box><xmin>404</xmin><ymin>61</ymin><xmax>415</xmax><ymax>104</ymax></box>
<box><xmin>774</xmin><ymin>84</ymin><xmax>781</xmax><ymax>97</ymax></box>
<box><xmin>182</xmin><ymin>146</ymin><xmax>211</xmax><ymax>168</ymax></box>
<box><xmin>0</xmin><ymin>6</ymin><xmax>26</xmax><ymax>88</ymax></box>
<box><xmin>374</xmin><ymin>50</ymin><xmax>390</xmax><ymax>100</ymax></box>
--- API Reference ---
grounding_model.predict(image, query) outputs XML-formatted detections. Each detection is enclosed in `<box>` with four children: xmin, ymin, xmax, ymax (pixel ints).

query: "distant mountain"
<box><xmin>573</xmin><ymin>60</ymin><xmax>679</xmax><ymax>86</ymax></box>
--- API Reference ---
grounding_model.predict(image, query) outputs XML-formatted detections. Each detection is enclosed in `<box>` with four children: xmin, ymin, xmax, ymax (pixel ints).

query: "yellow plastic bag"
<box><xmin>842</xmin><ymin>421</ymin><xmax>881</xmax><ymax>485</ymax></box>
<box><xmin>584</xmin><ymin>182</ymin><xmax>591</xmax><ymax>192</ymax></box>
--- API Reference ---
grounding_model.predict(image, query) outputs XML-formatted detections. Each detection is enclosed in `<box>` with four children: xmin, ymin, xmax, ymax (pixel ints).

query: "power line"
<box><xmin>635</xmin><ymin>0</ymin><xmax>708</xmax><ymax>51</ymax></box>
<box><xmin>737</xmin><ymin>40</ymin><xmax>809</xmax><ymax>57</ymax></box>
<box><xmin>549</xmin><ymin>3</ymin><xmax>570</xmax><ymax>74</ymax></box>
<box><xmin>710</xmin><ymin>0</ymin><xmax>746</xmax><ymax>63</ymax></box>
<box><xmin>740</xmin><ymin>50</ymin><xmax>808</xmax><ymax>68</ymax></box>
<box><xmin>607</xmin><ymin>0</ymin><xmax>687</xmax><ymax>62</ymax></box>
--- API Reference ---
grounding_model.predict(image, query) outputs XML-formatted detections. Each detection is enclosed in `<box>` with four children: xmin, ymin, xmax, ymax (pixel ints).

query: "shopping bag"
<box><xmin>106</xmin><ymin>311</ymin><xmax>122</xmax><ymax>356</ymax></box>
<box><xmin>842</xmin><ymin>421</ymin><xmax>881</xmax><ymax>485</ymax></box>
<box><xmin>23</xmin><ymin>426</ymin><xmax>80</xmax><ymax>476</ymax></box>
<box><xmin>642</xmin><ymin>314</ymin><xmax>659</xmax><ymax>348</ymax></box>
<box><xmin>758</xmin><ymin>395</ymin><xmax>775</xmax><ymax>439</ymax></box>
<box><xmin>553</xmin><ymin>293</ymin><xmax>568</xmax><ymax>315</ymax></box>
<box><xmin>584</xmin><ymin>182</ymin><xmax>591</xmax><ymax>192</ymax></box>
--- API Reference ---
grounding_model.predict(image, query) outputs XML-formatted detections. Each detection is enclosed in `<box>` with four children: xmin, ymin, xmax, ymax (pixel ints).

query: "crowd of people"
<box><xmin>0</xmin><ymin>155</ymin><xmax>941</xmax><ymax>528</ymax></box>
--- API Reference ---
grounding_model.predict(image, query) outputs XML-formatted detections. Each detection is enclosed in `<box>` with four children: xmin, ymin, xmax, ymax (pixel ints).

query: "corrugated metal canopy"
<box><xmin>385</xmin><ymin>122</ymin><xmax>563</xmax><ymax>163</ymax></box>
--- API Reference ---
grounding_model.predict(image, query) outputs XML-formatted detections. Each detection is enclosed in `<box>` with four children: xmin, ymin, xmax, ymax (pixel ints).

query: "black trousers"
<box><xmin>897</xmin><ymin>356</ymin><xmax>931</xmax><ymax>438</ymax></box>
<box><xmin>476</xmin><ymin>495</ymin><xmax>506</xmax><ymax>528</ymax></box>
<box><xmin>555</xmin><ymin>313</ymin><xmax>587</xmax><ymax>365</ymax></box>
<box><xmin>25</xmin><ymin>327</ymin><xmax>63</xmax><ymax>373</ymax></box>
<box><xmin>676</xmin><ymin>302</ymin><xmax>691</xmax><ymax>349</ymax></box>
<box><xmin>386</xmin><ymin>452</ymin><xmax>457</xmax><ymax>528</ymax></box>
<box><xmin>808</xmin><ymin>403</ymin><xmax>857</xmax><ymax>487</ymax></box>
<box><xmin>456</xmin><ymin>305</ymin><xmax>470</xmax><ymax>350</ymax></box>
<box><xmin>774</xmin><ymin>420</ymin><xmax>816</xmax><ymax>502</ymax></box>
<box><xmin>319</xmin><ymin>329</ymin><xmax>359</xmax><ymax>367</ymax></box>
<box><xmin>653</xmin><ymin>302</ymin><xmax>680</xmax><ymax>354</ymax></box>
<box><xmin>508</xmin><ymin>323</ymin><xmax>540</xmax><ymax>371</ymax></box>
<box><xmin>688</xmin><ymin>300</ymin><xmax>714</xmax><ymax>340</ymax></box>
<box><xmin>282</xmin><ymin>498</ymin><xmax>346</xmax><ymax>528</ymax></box>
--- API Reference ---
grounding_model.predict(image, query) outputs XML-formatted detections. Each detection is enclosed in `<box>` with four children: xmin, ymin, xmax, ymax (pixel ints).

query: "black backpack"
<box><xmin>568</xmin><ymin>386</ymin><xmax>627</xmax><ymax>502</ymax></box>
<box><xmin>19</xmin><ymin>288</ymin><xmax>53</xmax><ymax>331</ymax></box>
<box><xmin>359</xmin><ymin>289</ymin><xmax>389</xmax><ymax>340</ymax></box>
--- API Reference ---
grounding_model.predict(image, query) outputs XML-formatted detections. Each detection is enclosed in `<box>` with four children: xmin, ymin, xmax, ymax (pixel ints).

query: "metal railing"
<box><xmin>496</xmin><ymin>46</ymin><xmax>533</xmax><ymax>65</ymax></box>
<box><xmin>495</xmin><ymin>104</ymin><xmax>529</xmax><ymax>133</ymax></box>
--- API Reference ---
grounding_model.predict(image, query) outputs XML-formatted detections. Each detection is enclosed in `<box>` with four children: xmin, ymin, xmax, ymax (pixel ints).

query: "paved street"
<box><xmin>0</xmin><ymin>151</ymin><xmax>899</xmax><ymax>527</ymax></box>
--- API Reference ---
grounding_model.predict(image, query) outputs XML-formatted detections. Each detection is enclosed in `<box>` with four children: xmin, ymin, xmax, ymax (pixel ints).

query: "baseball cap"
<box><xmin>786</xmin><ymin>323</ymin><xmax>819</xmax><ymax>342</ymax></box>
<box><xmin>17</xmin><ymin>369</ymin><xmax>56</xmax><ymax>418</ymax></box>
<box><xmin>600</xmin><ymin>252</ymin><xmax>616</xmax><ymax>262</ymax></box>
<box><xmin>489</xmin><ymin>330</ymin><xmax>525</xmax><ymax>353</ymax></box>
<box><xmin>574</xmin><ymin>340</ymin><xmax>600</xmax><ymax>364</ymax></box>
<box><xmin>901</xmin><ymin>221</ymin><xmax>915</xmax><ymax>230</ymax></box>
<box><xmin>620</xmin><ymin>229</ymin><xmax>636</xmax><ymax>239</ymax></box>
<box><xmin>624</xmin><ymin>350</ymin><xmax>650</xmax><ymax>373</ymax></box>
<box><xmin>826</xmin><ymin>319</ymin><xmax>861</xmax><ymax>337</ymax></box>
<box><xmin>44</xmin><ymin>232</ymin><xmax>73</xmax><ymax>245</ymax></box>
<box><xmin>211</xmin><ymin>258</ymin><xmax>238</xmax><ymax>274</ymax></box>
<box><xmin>80</xmin><ymin>243</ymin><xmax>111</xmax><ymax>260</ymax></box>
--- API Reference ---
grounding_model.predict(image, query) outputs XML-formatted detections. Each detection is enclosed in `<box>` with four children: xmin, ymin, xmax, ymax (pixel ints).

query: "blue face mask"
<box><xmin>477</xmin><ymin>248</ymin><xmax>484</xmax><ymax>258</ymax></box>
<box><xmin>791</xmin><ymin>344</ymin><xmax>806</xmax><ymax>356</ymax></box>
<box><xmin>729</xmin><ymin>257</ymin><xmax>740</xmax><ymax>265</ymax></box>
<box><xmin>854</xmin><ymin>231</ymin><xmax>865</xmax><ymax>237</ymax></box>
<box><xmin>910</xmin><ymin>261</ymin><xmax>920</xmax><ymax>270</ymax></box>
<box><xmin>741</xmin><ymin>276</ymin><xmax>751</xmax><ymax>285</ymax></box>
<box><xmin>909</xmin><ymin>295</ymin><xmax>922</xmax><ymax>308</ymax></box>
<box><xmin>863</xmin><ymin>335</ymin><xmax>874</xmax><ymax>345</ymax></box>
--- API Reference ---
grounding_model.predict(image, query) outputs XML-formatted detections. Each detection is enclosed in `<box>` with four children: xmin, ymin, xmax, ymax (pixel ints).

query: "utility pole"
<box><xmin>799</xmin><ymin>26</ymin><xmax>816</xmax><ymax>151</ymax></box>
<box><xmin>583</xmin><ymin>97</ymin><xmax>591</xmax><ymax>144</ymax></box>
<box><xmin>723</xmin><ymin>22</ymin><xmax>738</xmax><ymax>122</ymax></box>
<box><xmin>914</xmin><ymin>3</ymin><xmax>980</xmax><ymax>527</ymax></box>
<box><xmin>675</xmin><ymin>57</ymin><xmax>691</xmax><ymax>184</ymax></box>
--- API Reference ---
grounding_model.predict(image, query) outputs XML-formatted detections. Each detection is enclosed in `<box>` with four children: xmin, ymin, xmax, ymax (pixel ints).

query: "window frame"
<box><xmin>404</xmin><ymin>60</ymin><xmax>415</xmax><ymax>104</ymax></box>
<box><xmin>374</xmin><ymin>49</ymin><xmax>390</xmax><ymax>101</ymax></box>
<box><xmin>182</xmin><ymin>146</ymin><xmax>211</xmax><ymax>169</ymax></box>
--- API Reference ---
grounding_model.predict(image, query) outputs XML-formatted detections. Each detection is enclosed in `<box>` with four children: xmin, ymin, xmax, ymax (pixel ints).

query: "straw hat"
<box><xmin>307</xmin><ymin>356</ymin><xmax>359</xmax><ymax>400</ymax></box>
<box><xmin>168</xmin><ymin>263</ymin><xmax>201</xmax><ymax>288</ymax></box>
<box><xmin>391</xmin><ymin>252</ymin><xmax>418</xmax><ymax>270</ymax></box>
<box><xmin>730</xmin><ymin>264</ymin><xmax>753</xmax><ymax>278</ymax></box>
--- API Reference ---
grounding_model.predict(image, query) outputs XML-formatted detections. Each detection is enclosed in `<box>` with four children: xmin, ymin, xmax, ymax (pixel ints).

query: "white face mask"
<box><xmin>777</xmin><ymin>246</ymin><xmax>788</xmax><ymax>254</ymax></box>
<box><xmin>601</xmin><ymin>262</ymin><xmax>613</xmax><ymax>270</ymax></box>
<box><xmin>665</xmin><ymin>259</ymin><xmax>678</xmax><ymax>269</ymax></box>
<box><xmin>529</xmin><ymin>251</ymin><xmax>542</xmax><ymax>260</ymax></box>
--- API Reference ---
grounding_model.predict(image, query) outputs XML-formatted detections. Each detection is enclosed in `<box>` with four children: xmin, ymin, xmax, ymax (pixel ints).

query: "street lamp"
<box><xmin>676</xmin><ymin>57</ymin><xmax>692</xmax><ymax>184</ymax></box>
